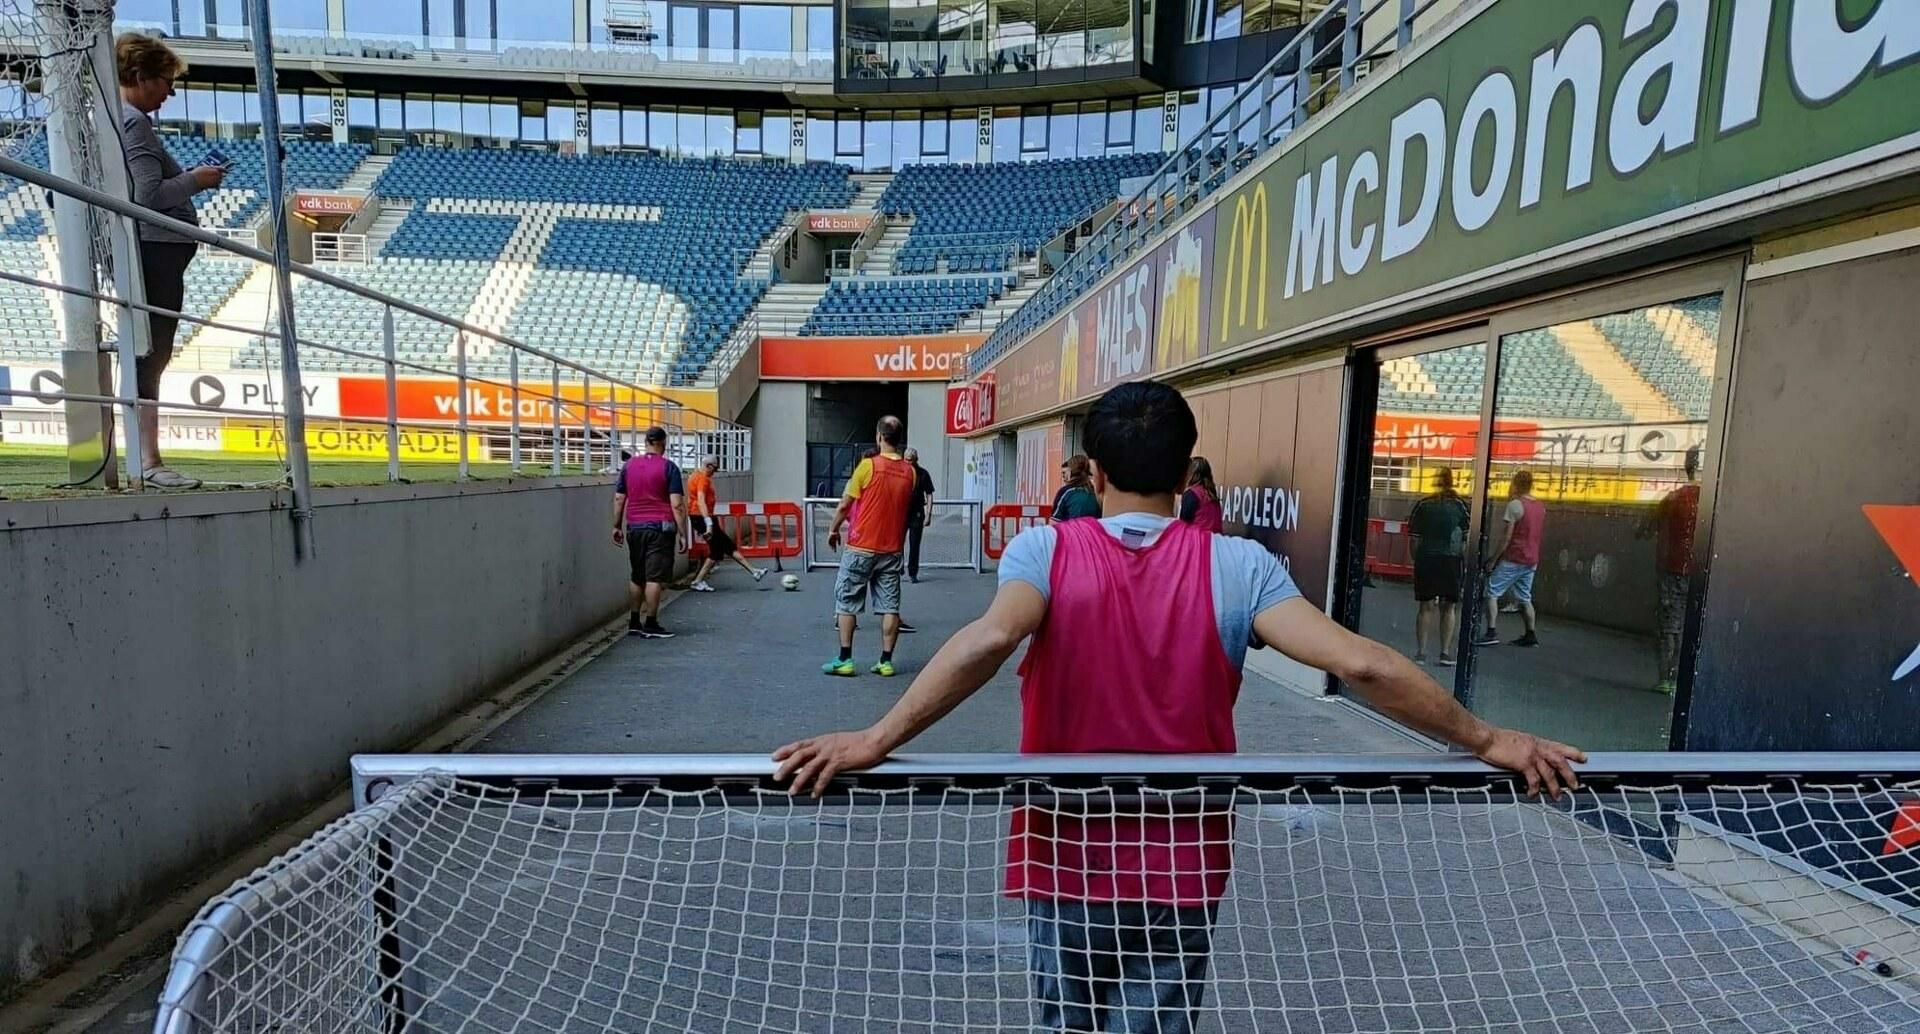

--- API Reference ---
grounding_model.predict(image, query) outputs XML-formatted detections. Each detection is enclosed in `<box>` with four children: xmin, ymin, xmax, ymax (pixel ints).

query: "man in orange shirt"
<box><xmin>686</xmin><ymin>454</ymin><xmax>768</xmax><ymax>592</ymax></box>
<box><xmin>823</xmin><ymin>416</ymin><xmax>918</xmax><ymax>677</ymax></box>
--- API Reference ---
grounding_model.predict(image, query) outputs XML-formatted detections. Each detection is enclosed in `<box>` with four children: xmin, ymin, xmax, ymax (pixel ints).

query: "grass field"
<box><xmin>0</xmin><ymin>444</ymin><xmax>567</xmax><ymax>499</ymax></box>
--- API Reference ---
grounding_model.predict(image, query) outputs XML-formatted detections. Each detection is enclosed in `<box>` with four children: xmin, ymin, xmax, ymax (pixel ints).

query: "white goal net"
<box><xmin>154</xmin><ymin>756</ymin><xmax>1920</xmax><ymax>1034</ymax></box>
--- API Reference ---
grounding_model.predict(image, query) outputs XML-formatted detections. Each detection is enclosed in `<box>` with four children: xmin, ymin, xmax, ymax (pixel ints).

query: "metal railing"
<box><xmin>309</xmin><ymin>232</ymin><xmax>368</xmax><ymax>265</ymax></box>
<box><xmin>204</xmin><ymin>226</ymin><xmax>260</xmax><ymax>252</ymax></box>
<box><xmin>127</xmin><ymin>22</ymin><xmax>836</xmax><ymax>83</ymax></box>
<box><xmin>0</xmin><ymin>153</ymin><xmax>750</xmax><ymax>501</ymax></box>
<box><xmin>969</xmin><ymin>0</ymin><xmax>1445</xmax><ymax>377</ymax></box>
<box><xmin>800</xmin><ymin>497</ymin><xmax>985</xmax><ymax>572</ymax></box>
<box><xmin>753</xmin><ymin>303</ymin><xmax>1009</xmax><ymax>338</ymax></box>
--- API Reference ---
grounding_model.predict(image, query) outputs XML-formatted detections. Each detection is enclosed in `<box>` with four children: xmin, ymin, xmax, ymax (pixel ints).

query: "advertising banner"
<box><xmin>1207</xmin><ymin>0</ymin><xmax>1920</xmax><ymax>354</ymax></box>
<box><xmin>1013</xmin><ymin>422</ymin><xmax>1063</xmax><ymax>507</ymax></box>
<box><xmin>1188</xmin><ymin>365</ymin><xmax>1346</xmax><ymax>609</ymax></box>
<box><xmin>805</xmin><ymin>212</ymin><xmax>875</xmax><ymax>234</ymax></box>
<box><xmin>294</xmin><ymin>192</ymin><xmax>365</xmax><ymax>217</ymax></box>
<box><xmin>0</xmin><ymin>365</ymin><xmax>339</xmax><ymax>416</ymax></box>
<box><xmin>759</xmin><ymin>334</ymin><xmax>980</xmax><ymax>381</ymax></box>
<box><xmin>221</xmin><ymin>420</ymin><xmax>480</xmax><ymax>461</ymax></box>
<box><xmin>962</xmin><ymin>438</ymin><xmax>996</xmax><ymax>502</ymax></box>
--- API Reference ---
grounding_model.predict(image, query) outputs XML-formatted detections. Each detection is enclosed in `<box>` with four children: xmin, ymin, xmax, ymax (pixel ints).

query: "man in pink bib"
<box><xmin>775</xmin><ymin>381</ymin><xmax>1583</xmax><ymax>1033</ymax></box>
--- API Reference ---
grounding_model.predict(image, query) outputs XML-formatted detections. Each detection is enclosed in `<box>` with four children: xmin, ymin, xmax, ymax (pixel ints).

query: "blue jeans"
<box><xmin>1028</xmin><ymin>899</ymin><xmax>1218</xmax><ymax>1033</ymax></box>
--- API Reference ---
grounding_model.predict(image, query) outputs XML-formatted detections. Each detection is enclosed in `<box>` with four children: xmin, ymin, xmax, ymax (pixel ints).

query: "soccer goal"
<box><xmin>153</xmin><ymin>753</ymin><xmax>1920</xmax><ymax>1033</ymax></box>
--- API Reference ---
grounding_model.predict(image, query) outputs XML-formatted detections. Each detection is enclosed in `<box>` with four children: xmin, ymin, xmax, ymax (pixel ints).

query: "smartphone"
<box><xmin>200</xmin><ymin>148</ymin><xmax>235</xmax><ymax>171</ymax></box>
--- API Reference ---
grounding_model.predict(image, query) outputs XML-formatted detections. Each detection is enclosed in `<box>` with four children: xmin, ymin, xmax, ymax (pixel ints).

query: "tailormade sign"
<box><xmin>759</xmin><ymin>334</ymin><xmax>981</xmax><ymax>381</ymax></box>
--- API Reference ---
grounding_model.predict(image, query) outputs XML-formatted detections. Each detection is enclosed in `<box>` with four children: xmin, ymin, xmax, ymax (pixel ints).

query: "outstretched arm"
<box><xmin>1252</xmin><ymin>598</ymin><xmax>1586</xmax><ymax>798</ymax></box>
<box><xmin>774</xmin><ymin>581</ymin><xmax>1047</xmax><ymax>796</ymax></box>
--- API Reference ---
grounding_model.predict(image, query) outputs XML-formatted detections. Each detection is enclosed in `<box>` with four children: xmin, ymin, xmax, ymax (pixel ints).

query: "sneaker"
<box><xmin>1499</xmin><ymin>602</ymin><xmax>1521</xmax><ymax>614</ymax></box>
<box><xmin>627</xmin><ymin>615</ymin><xmax>644</xmax><ymax>636</ymax></box>
<box><xmin>870</xmin><ymin>659</ymin><xmax>897</xmax><ymax>677</ymax></box>
<box><xmin>908</xmin><ymin>574</ymin><xmax>920</xmax><ymax>584</ymax></box>
<box><xmin>1512</xmin><ymin>631</ymin><xmax>1539</xmax><ymax>647</ymax></box>
<box><xmin>143</xmin><ymin>465</ymin><xmax>201</xmax><ymax>490</ymax></box>
<box><xmin>1475</xmin><ymin>633</ymin><xmax>1500</xmax><ymax>647</ymax></box>
<box><xmin>752</xmin><ymin>568</ymin><xmax>768</xmax><ymax>582</ymax></box>
<box><xmin>821</xmin><ymin>657</ymin><xmax>856</xmax><ymax>677</ymax></box>
<box><xmin>1413</xmin><ymin>653</ymin><xmax>1428</xmax><ymax>666</ymax></box>
<box><xmin>639</xmin><ymin>620</ymin><xmax>675</xmax><ymax>639</ymax></box>
<box><xmin>897</xmin><ymin>620</ymin><xmax>918</xmax><ymax>634</ymax></box>
<box><xmin>691</xmin><ymin>580</ymin><xmax>715</xmax><ymax>592</ymax></box>
<box><xmin>1438</xmin><ymin>655</ymin><xmax>1456</xmax><ymax>667</ymax></box>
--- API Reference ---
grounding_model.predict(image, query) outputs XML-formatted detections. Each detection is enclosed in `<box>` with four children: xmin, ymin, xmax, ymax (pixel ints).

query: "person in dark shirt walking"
<box><xmin>1407</xmin><ymin>468</ymin><xmax>1471</xmax><ymax>666</ymax></box>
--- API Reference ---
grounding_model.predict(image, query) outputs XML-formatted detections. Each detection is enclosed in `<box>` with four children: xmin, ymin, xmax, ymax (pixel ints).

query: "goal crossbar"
<box><xmin>153</xmin><ymin>753</ymin><xmax>1920</xmax><ymax>1034</ymax></box>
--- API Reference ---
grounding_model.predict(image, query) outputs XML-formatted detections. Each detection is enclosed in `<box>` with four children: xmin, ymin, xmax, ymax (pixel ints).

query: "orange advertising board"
<box><xmin>759</xmin><ymin>334</ymin><xmax>983</xmax><ymax>381</ymax></box>
<box><xmin>335</xmin><ymin>377</ymin><xmax>718</xmax><ymax>428</ymax></box>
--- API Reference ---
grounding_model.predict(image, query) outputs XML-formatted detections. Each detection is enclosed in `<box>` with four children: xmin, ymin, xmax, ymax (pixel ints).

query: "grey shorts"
<box><xmin>833</xmin><ymin>549</ymin><xmax>902</xmax><ymax>616</ymax></box>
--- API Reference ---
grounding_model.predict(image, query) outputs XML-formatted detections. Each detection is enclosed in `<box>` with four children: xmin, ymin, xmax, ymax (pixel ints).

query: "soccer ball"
<box><xmin>781</xmin><ymin>574</ymin><xmax>801</xmax><ymax>591</ymax></box>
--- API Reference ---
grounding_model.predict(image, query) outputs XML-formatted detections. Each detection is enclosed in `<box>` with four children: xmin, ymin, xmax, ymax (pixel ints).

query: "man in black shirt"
<box><xmin>902</xmin><ymin>447</ymin><xmax>936</xmax><ymax>583</ymax></box>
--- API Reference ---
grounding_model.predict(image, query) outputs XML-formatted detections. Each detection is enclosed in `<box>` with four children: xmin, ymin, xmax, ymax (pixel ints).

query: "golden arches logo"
<box><xmin>1059</xmin><ymin>312</ymin><xmax>1081</xmax><ymax>402</ymax></box>
<box><xmin>1219</xmin><ymin>182</ymin><xmax>1270</xmax><ymax>344</ymax></box>
<box><xmin>1156</xmin><ymin>227</ymin><xmax>1205</xmax><ymax>369</ymax></box>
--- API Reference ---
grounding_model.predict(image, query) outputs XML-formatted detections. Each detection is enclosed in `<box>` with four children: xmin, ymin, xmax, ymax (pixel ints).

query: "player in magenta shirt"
<box><xmin>775</xmin><ymin>382</ymin><xmax>1582</xmax><ymax>1032</ymax></box>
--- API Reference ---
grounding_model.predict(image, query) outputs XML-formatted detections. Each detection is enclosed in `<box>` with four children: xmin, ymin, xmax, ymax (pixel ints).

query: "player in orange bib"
<box><xmin>821</xmin><ymin>416</ymin><xmax>918</xmax><ymax>677</ymax></box>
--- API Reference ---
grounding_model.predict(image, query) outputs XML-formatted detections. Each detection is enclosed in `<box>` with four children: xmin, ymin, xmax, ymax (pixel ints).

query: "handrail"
<box><xmin>971</xmin><ymin>0</ymin><xmax>1443</xmax><ymax>377</ymax></box>
<box><xmin>0</xmin><ymin>152</ymin><xmax>729</xmax><ymax>428</ymax></box>
<box><xmin>351</xmin><ymin>751</ymin><xmax>1920</xmax><ymax>800</ymax></box>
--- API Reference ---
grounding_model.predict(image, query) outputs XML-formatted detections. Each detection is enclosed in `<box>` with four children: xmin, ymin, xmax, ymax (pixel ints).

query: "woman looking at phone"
<box><xmin>117</xmin><ymin>32</ymin><xmax>224</xmax><ymax>489</ymax></box>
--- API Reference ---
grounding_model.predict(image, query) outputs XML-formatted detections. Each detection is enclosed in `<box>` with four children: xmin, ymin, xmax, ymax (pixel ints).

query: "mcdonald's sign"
<box><xmin>1218</xmin><ymin>181</ymin><xmax>1269</xmax><ymax>346</ymax></box>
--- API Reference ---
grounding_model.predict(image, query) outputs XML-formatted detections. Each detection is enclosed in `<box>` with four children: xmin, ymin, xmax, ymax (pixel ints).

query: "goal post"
<box><xmin>155</xmin><ymin>753</ymin><xmax>1920</xmax><ymax>1033</ymax></box>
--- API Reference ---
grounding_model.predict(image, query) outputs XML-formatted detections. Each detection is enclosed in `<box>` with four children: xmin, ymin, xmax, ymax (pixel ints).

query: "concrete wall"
<box><xmin>906</xmin><ymin>381</ymin><xmax>962</xmax><ymax>499</ymax></box>
<box><xmin>749</xmin><ymin>380</ymin><xmax>808</xmax><ymax>503</ymax></box>
<box><xmin>0</xmin><ymin>478</ymin><xmax>630</xmax><ymax>997</ymax></box>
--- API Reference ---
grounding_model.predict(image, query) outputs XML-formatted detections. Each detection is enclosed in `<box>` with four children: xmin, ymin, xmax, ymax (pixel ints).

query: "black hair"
<box><xmin>1082</xmin><ymin>381</ymin><xmax>1197</xmax><ymax>495</ymax></box>
<box><xmin>876</xmin><ymin>415</ymin><xmax>904</xmax><ymax>448</ymax></box>
<box><xmin>644</xmin><ymin>426</ymin><xmax>667</xmax><ymax>444</ymax></box>
<box><xmin>1684</xmin><ymin>444</ymin><xmax>1702</xmax><ymax>479</ymax></box>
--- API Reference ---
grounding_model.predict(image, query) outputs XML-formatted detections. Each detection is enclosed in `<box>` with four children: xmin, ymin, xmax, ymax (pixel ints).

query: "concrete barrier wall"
<box><xmin>0</xmin><ymin>477</ymin><xmax>631</xmax><ymax>997</ymax></box>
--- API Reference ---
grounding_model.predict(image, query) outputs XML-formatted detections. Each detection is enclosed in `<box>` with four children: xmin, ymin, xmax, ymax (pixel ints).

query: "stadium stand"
<box><xmin>1378</xmin><ymin>334</ymin><xmax>1631</xmax><ymax>422</ymax></box>
<box><xmin>881</xmin><ymin>153</ymin><xmax>1158</xmax><ymax>274</ymax></box>
<box><xmin>176</xmin><ymin>258</ymin><xmax>254</xmax><ymax>347</ymax></box>
<box><xmin>358</xmin><ymin>149</ymin><xmax>854</xmax><ymax>383</ymax></box>
<box><xmin>799</xmin><ymin>274</ymin><xmax>1013</xmax><ymax>336</ymax></box>
<box><xmin>1594</xmin><ymin>304</ymin><xmax>1717</xmax><ymax>419</ymax></box>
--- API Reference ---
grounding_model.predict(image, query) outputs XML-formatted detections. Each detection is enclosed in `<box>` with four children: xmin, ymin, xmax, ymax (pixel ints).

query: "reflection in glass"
<box><xmin>991</xmin><ymin>0</ymin><xmax>1036</xmax><ymax>72</ymax></box>
<box><xmin>940</xmin><ymin>0</ymin><xmax>988</xmax><ymax>74</ymax></box>
<box><xmin>1037</xmin><ymin>0</ymin><xmax>1085</xmax><ymax>69</ymax></box>
<box><xmin>1472</xmin><ymin>295</ymin><xmax>1722</xmax><ymax>750</ymax></box>
<box><xmin>846</xmin><ymin>0</ymin><xmax>890</xmax><ymax>76</ymax></box>
<box><xmin>1357</xmin><ymin>345</ymin><xmax>1487</xmax><ymax>684</ymax></box>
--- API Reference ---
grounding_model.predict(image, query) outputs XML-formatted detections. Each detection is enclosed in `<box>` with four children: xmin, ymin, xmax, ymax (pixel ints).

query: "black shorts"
<box><xmin>627</xmin><ymin>524</ymin><xmax>674</xmax><ymax>585</ymax></box>
<box><xmin>704</xmin><ymin>525</ymin><xmax>737</xmax><ymax>561</ymax></box>
<box><xmin>1413</xmin><ymin>554</ymin><xmax>1463</xmax><ymax>602</ymax></box>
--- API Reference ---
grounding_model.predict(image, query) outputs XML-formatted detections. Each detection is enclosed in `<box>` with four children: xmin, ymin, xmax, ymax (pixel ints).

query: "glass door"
<box><xmin>1353</xmin><ymin>329</ymin><xmax>1490</xmax><ymax>684</ymax></box>
<box><xmin>1467</xmin><ymin>287</ymin><xmax>1728</xmax><ymax>750</ymax></box>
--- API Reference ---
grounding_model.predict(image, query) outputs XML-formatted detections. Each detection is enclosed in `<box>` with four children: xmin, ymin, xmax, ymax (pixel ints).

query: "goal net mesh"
<box><xmin>158</xmin><ymin>772</ymin><xmax>1920</xmax><ymax>1033</ymax></box>
<box><xmin>2</xmin><ymin>1</ymin><xmax>119</xmax><ymax>278</ymax></box>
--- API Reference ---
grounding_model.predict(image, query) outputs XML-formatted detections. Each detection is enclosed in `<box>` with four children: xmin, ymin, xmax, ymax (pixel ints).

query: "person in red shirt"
<box><xmin>775</xmin><ymin>381</ymin><xmax>1583</xmax><ymax>1033</ymax></box>
<box><xmin>1640</xmin><ymin>446</ymin><xmax>1702</xmax><ymax>695</ymax></box>
<box><xmin>1477</xmin><ymin>470</ymin><xmax>1546</xmax><ymax>648</ymax></box>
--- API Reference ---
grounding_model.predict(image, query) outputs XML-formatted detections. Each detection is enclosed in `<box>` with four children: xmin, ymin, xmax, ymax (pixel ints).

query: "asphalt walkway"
<box><xmin>473</xmin><ymin>565</ymin><xmax>1422</xmax><ymax>756</ymax></box>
